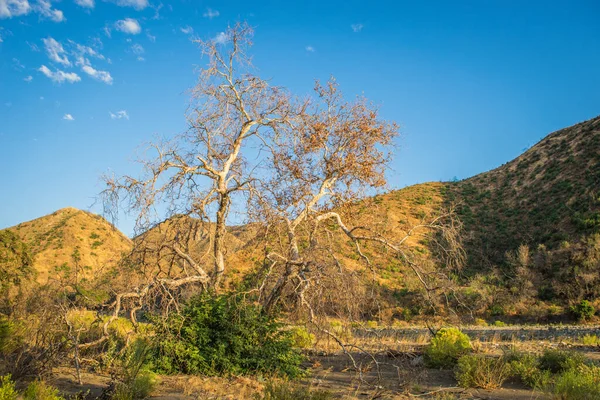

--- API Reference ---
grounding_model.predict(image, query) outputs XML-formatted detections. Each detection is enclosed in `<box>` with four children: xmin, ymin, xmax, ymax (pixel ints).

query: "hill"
<box><xmin>2</xmin><ymin>207</ymin><xmax>132</xmax><ymax>284</ymax></box>
<box><xmin>448</xmin><ymin>115</ymin><xmax>600</xmax><ymax>270</ymax></box>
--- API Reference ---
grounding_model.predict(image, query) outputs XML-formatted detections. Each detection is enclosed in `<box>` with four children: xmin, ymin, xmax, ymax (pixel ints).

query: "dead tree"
<box><xmin>252</xmin><ymin>78</ymin><xmax>464</xmax><ymax>317</ymax></box>
<box><xmin>102</xmin><ymin>22</ymin><xmax>298</xmax><ymax>294</ymax></box>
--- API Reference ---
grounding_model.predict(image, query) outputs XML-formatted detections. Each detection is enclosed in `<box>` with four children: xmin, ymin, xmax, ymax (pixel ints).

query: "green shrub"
<box><xmin>571</xmin><ymin>300</ymin><xmax>595</xmax><ymax>321</ymax></box>
<box><xmin>425</xmin><ymin>328</ymin><xmax>472</xmax><ymax>368</ymax></box>
<box><xmin>0</xmin><ymin>375</ymin><xmax>17</xmax><ymax>400</ymax></box>
<box><xmin>539</xmin><ymin>349</ymin><xmax>586</xmax><ymax>374</ymax></box>
<box><xmin>151</xmin><ymin>294</ymin><xmax>305</xmax><ymax>378</ymax></box>
<box><xmin>108</xmin><ymin>339</ymin><xmax>156</xmax><ymax>400</ymax></box>
<box><xmin>455</xmin><ymin>355</ymin><xmax>510</xmax><ymax>389</ymax></box>
<box><xmin>581</xmin><ymin>334</ymin><xmax>600</xmax><ymax>346</ymax></box>
<box><xmin>493</xmin><ymin>320</ymin><xmax>506</xmax><ymax>327</ymax></box>
<box><xmin>290</xmin><ymin>327</ymin><xmax>314</xmax><ymax>349</ymax></box>
<box><xmin>23</xmin><ymin>381</ymin><xmax>65</xmax><ymax>400</ymax></box>
<box><xmin>507</xmin><ymin>352</ymin><xmax>552</xmax><ymax>389</ymax></box>
<box><xmin>553</xmin><ymin>364</ymin><xmax>600</xmax><ymax>400</ymax></box>
<box><xmin>256</xmin><ymin>381</ymin><xmax>333</xmax><ymax>400</ymax></box>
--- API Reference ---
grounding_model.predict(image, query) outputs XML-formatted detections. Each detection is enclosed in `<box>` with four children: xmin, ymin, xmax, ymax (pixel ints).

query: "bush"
<box><xmin>23</xmin><ymin>381</ymin><xmax>65</xmax><ymax>400</ymax></box>
<box><xmin>425</xmin><ymin>328</ymin><xmax>472</xmax><ymax>368</ymax></box>
<box><xmin>507</xmin><ymin>352</ymin><xmax>552</xmax><ymax>389</ymax></box>
<box><xmin>290</xmin><ymin>327</ymin><xmax>314</xmax><ymax>349</ymax></box>
<box><xmin>571</xmin><ymin>300</ymin><xmax>595</xmax><ymax>321</ymax></box>
<box><xmin>553</xmin><ymin>364</ymin><xmax>600</xmax><ymax>400</ymax></box>
<box><xmin>493</xmin><ymin>320</ymin><xmax>506</xmax><ymax>327</ymax></box>
<box><xmin>0</xmin><ymin>375</ymin><xmax>17</xmax><ymax>400</ymax></box>
<box><xmin>108</xmin><ymin>339</ymin><xmax>156</xmax><ymax>400</ymax></box>
<box><xmin>455</xmin><ymin>355</ymin><xmax>510</xmax><ymax>389</ymax></box>
<box><xmin>539</xmin><ymin>349</ymin><xmax>586</xmax><ymax>374</ymax></box>
<box><xmin>151</xmin><ymin>294</ymin><xmax>305</xmax><ymax>378</ymax></box>
<box><xmin>581</xmin><ymin>334</ymin><xmax>600</xmax><ymax>346</ymax></box>
<box><xmin>256</xmin><ymin>381</ymin><xmax>333</xmax><ymax>400</ymax></box>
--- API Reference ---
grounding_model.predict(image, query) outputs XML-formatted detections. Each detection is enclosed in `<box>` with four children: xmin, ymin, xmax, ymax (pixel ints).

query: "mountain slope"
<box><xmin>3</xmin><ymin>207</ymin><xmax>132</xmax><ymax>284</ymax></box>
<box><xmin>447</xmin><ymin>115</ymin><xmax>600</xmax><ymax>270</ymax></box>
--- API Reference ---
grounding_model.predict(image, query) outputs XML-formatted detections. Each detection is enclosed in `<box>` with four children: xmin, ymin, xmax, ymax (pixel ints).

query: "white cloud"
<box><xmin>43</xmin><ymin>37</ymin><xmax>70</xmax><ymax>65</ymax></box>
<box><xmin>213</xmin><ymin>31</ymin><xmax>228</xmax><ymax>44</ymax></box>
<box><xmin>27</xmin><ymin>40</ymin><xmax>40</xmax><ymax>51</ymax></box>
<box><xmin>108</xmin><ymin>0</ymin><xmax>147</xmax><ymax>10</ymax></box>
<box><xmin>131</xmin><ymin>43</ymin><xmax>144</xmax><ymax>54</ymax></box>
<box><xmin>12</xmin><ymin>57</ymin><xmax>24</xmax><ymax>70</ymax></box>
<box><xmin>305</xmin><ymin>45</ymin><xmax>315</xmax><ymax>52</ymax></box>
<box><xmin>24</xmin><ymin>75</ymin><xmax>33</xmax><ymax>82</ymax></box>
<box><xmin>180</xmin><ymin>25</ymin><xmax>193</xmax><ymax>35</ymax></box>
<box><xmin>146</xmin><ymin>32</ymin><xmax>156</xmax><ymax>42</ymax></box>
<box><xmin>63</xmin><ymin>113</ymin><xmax>74</xmax><ymax>121</ymax></box>
<box><xmin>115</xmin><ymin>18</ymin><xmax>141</xmax><ymax>34</ymax></box>
<box><xmin>136</xmin><ymin>56</ymin><xmax>144</xmax><ymax>61</ymax></box>
<box><xmin>38</xmin><ymin>65</ymin><xmax>81</xmax><ymax>83</ymax></box>
<box><xmin>35</xmin><ymin>0</ymin><xmax>65</xmax><ymax>22</ymax></box>
<box><xmin>81</xmin><ymin>65</ymin><xmax>113</xmax><ymax>84</ymax></box>
<box><xmin>0</xmin><ymin>0</ymin><xmax>31</xmax><ymax>19</ymax></box>
<box><xmin>351</xmin><ymin>23</ymin><xmax>363</xmax><ymax>33</ymax></box>
<box><xmin>109</xmin><ymin>110</ymin><xmax>129</xmax><ymax>120</ymax></box>
<box><xmin>74</xmin><ymin>0</ymin><xmax>94</xmax><ymax>8</ymax></box>
<box><xmin>202</xmin><ymin>7</ymin><xmax>218</xmax><ymax>19</ymax></box>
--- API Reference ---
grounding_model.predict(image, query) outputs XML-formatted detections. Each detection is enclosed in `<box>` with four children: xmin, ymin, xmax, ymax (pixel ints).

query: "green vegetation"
<box><xmin>571</xmin><ymin>300</ymin><xmax>596</xmax><ymax>321</ymax></box>
<box><xmin>256</xmin><ymin>381</ymin><xmax>333</xmax><ymax>400</ymax></box>
<box><xmin>553</xmin><ymin>364</ymin><xmax>600</xmax><ymax>400</ymax></box>
<box><xmin>455</xmin><ymin>355</ymin><xmax>511</xmax><ymax>389</ymax></box>
<box><xmin>151</xmin><ymin>294</ymin><xmax>305</xmax><ymax>377</ymax></box>
<box><xmin>424</xmin><ymin>328</ymin><xmax>472</xmax><ymax>368</ymax></box>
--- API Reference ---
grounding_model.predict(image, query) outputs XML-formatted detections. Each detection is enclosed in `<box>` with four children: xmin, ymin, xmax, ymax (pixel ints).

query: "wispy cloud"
<box><xmin>63</xmin><ymin>113</ymin><xmax>74</xmax><ymax>121</ymax></box>
<box><xmin>43</xmin><ymin>37</ymin><xmax>70</xmax><ymax>66</ymax></box>
<box><xmin>74</xmin><ymin>0</ymin><xmax>94</xmax><ymax>8</ymax></box>
<box><xmin>305</xmin><ymin>45</ymin><xmax>315</xmax><ymax>52</ymax></box>
<box><xmin>351</xmin><ymin>23</ymin><xmax>363</xmax><ymax>33</ymax></box>
<box><xmin>203</xmin><ymin>7</ymin><xmax>218</xmax><ymax>19</ymax></box>
<box><xmin>213</xmin><ymin>32</ymin><xmax>228</xmax><ymax>44</ymax></box>
<box><xmin>38</xmin><ymin>65</ymin><xmax>81</xmax><ymax>83</ymax></box>
<box><xmin>24</xmin><ymin>75</ymin><xmax>33</xmax><ymax>82</ymax></box>
<box><xmin>75</xmin><ymin>0</ymin><xmax>96</xmax><ymax>8</ymax></box>
<box><xmin>146</xmin><ymin>31</ymin><xmax>156</xmax><ymax>42</ymax></box>
<box><xmin>81</xmin><ymin>65</ymin><xmax>113</xmax><ymax>84</ymax></box>
<box><xmin>27</xmin><ymin>40</ymin><xmax>40</xmax><ymax>51</ymax></box>
<box><xmin>115</xmin><ymin>18</ymin><xmax>141</xmax><ymax>34</ymax></box>
<box><xmin>35</xmin><ymin>0</ymin><xmax>65</xmax><ymax>22</ymax></box>
<box><xmin>108</xmin><ymin>0</ymin><xmax>147</xmax><ymax>10</ymax></box>
<box><xmin>131</xmin><ymin>43</ymin><xmax>144</xmax><ymax>54</ymax></box>
<box><xmin>0</xmin><ymin>0</ymin><xmax>31</xmax><ymax>19</ymax></box>
<box><xmin>12</xmin><ymin>57</ymin><xmax>24</xmax><ymax>70</ymax></box>
<box><xmin>180</xmin><ymin>25</ymin><xmax>193</xmax><ymax>35</ymax></box>
<box><xmin>110</xmin><ymin>110</ymin><xmax>129</xmax><ymax>120</ymax></box>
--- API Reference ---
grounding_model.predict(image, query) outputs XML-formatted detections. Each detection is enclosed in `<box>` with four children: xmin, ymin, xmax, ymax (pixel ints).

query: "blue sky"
<box><xmin>1</xmin><ymin>0</ymin><xmax>599</xmax><ymax>236</ymax></box>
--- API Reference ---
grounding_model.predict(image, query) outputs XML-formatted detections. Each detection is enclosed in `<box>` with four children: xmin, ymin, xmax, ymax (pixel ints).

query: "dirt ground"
<box><xmin>50</xmin><ymin>351</ymin><xmax>556</xmax><ymax>399</ymax></box>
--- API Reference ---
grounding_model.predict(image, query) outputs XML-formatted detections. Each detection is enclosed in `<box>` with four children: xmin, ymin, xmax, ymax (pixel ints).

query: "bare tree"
<box><xmin>102</xmin><ymin>22</ymin><xmax>297</xmax><ymax>293</ymax></box>
<box><xmin>251</xmin><ymin>78</ymin><xmax>464</xmax><ymax>318</ymax></box>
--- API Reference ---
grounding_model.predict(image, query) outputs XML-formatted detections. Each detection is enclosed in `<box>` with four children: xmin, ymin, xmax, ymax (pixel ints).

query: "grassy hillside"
<box><xmin>2</xmin><ymin>116</ymin><xmax>598</xmax><ymax>321</ymax></box>
<box><xmin>2</xmin><ymin>207</ymin><xmax>132</xmax><ymax>284</ymax></box>
<box><xmin>448</xmin><ymin>115</ymin><xmax>600</xmax><ymax>271</ymax></box>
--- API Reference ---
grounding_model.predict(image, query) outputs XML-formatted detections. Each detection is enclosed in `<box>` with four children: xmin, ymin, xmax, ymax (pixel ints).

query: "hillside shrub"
<box><xmin>289</xmin><ymin>327</ymin><xmax>314</xmax><ymax>349</ymax></box>
<box><xmin>0</xmin><ymin>375</ymin><xmax>17</xmax><ymax>400</ymax></box>
<box><xmin>106</xmin><ymin>339</ymin><xmax>156</xmax><ymax>400</ymax></box>
<box><xmin>424</xmin><ymin>328</ymin><xmax>472</xmax><ymax>368</ymax></box>
<box><xmin>571</xmin><ymin>300</ymin><xmax>595</xmax><ymax>321</ymax></box>
<box><xmin>455</xmin><ymin>355</ymin><xmax>510</xmax><ymax>389</ymax></box>
<box><xmin>539</xmin><ymin>349</ymin><xmax>586</xmax><ymax>374</ymax></box>
<box><xmin>151</xmin><ymin>294</ymin><xmax>305</xmax><ymax>378</ymax></box>
<box><xmin>553</xmin><ymin>364</ymin><xmax>600</xmax><ymax>400</ymax></box>
<box><xmin>256</xmin><ymin>381</ymin><xmax>333</xmax><ymax>400</ymax></box>
<box><xmin>506</xmin><ymin>352</ymin><xmax>552</xmax><ymax>389</ymax></box>
<box><xmin>23</xmin><ymin>381</ymin><xmax>65</xmax><ymax>400</ymax></box>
